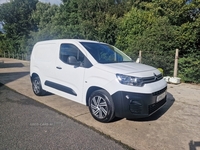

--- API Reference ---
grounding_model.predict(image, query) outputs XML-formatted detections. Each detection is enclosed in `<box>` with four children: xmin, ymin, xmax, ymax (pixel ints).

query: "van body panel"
<box><xmin>94</xmin><ymin>62</ymin><xmax>156</xmax><ymax>74</ymax></box>
<box><xmin>54</xmin><ymin>58</ymin><xmax>86</xmax><ymax>104</ymax></box>
<box><xmin>31</xmin><ymin>42</ymin><xmax>57</xmax><ymax>87</ymax></box>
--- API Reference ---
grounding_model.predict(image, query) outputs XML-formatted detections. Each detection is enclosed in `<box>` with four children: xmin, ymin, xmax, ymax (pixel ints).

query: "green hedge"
<box><xmin>178</xmin><ymin>56</ymin><xmax>200</xmax><ymax>83</ymax></box>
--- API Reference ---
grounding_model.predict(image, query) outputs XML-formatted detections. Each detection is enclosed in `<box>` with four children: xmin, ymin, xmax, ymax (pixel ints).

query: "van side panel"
<box><xmin>31</xmin><ymin>43</ymin><xmax>57</xmax><ymax>87</ymax></box>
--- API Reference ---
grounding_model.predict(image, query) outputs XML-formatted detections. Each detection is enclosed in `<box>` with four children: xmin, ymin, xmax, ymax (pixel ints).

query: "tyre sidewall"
<box><xmin>32</xmin><ymin>76</ymin><xmax>45</xmax><ymax>96</ymax></box>
<box><xmin>89</xmin><ymin>90</ymin><xmax>115</xmax><ymax>123</ymax></box>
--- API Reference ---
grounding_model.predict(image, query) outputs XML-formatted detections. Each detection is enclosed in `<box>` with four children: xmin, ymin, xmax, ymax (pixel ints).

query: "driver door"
<box><xmin>55</xmin><ymin>43</ymin><xmax>85</xmax><ymax>104</ymax></box>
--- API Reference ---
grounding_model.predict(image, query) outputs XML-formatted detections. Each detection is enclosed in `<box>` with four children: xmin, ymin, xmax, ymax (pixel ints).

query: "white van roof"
<box><xmin>36</xmin><ymin>39</ymin><xmax>102</xmax><ymax>44</ymax></box>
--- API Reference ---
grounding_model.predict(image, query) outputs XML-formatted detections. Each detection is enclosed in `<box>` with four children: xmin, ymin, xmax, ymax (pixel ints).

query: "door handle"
<box><xmin>56</xmin><ymin>66</ymin><xmax>62</xmax><ymax>69</ymax></box>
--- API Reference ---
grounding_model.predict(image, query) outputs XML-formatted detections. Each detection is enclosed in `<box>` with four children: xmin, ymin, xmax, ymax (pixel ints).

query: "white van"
<box><xmin>30</xmin><ymin>39</ymin><xmax>167</xmax><ymax>122</ymax></box>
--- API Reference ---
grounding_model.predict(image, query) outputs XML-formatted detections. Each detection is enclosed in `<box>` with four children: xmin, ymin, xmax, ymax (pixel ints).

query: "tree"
<box><xmin>0</xmin><ymin>0</ymin><xmax>38</xmax><ymax>52</ymax></box>
<box><xmin>32</xmin><ymin>2</ymin><xmax>59</xmax><ymax>30</ymax></box>
<box><xmin>25</xmin><ymin>2</ymin><xmax>60</xmax><ymax>52</ymax></box>
<box><xmin>57</xmin><ymin>0</ymin><xmax>134</xmax><ymax>43</ymax></box>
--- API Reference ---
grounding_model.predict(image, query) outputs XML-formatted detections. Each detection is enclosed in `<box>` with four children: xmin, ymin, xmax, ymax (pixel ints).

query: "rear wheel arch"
<box><xmin>31</xmin><ymin>73</ymin><xmax>39</xmax><ymax>81</ymax></box>
<box><xmin>31</xmin><ymin>74</ymin><xmax>46</xmax><ymax>96</ymax></box>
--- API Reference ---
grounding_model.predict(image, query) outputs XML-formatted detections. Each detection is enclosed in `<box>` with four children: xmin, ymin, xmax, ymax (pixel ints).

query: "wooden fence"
<box><xmin>0</xmin><ymin>52</ymin><xmax>30</xmax><ymax>61</ymax></box>
<box><xmin>0</xmin><ymin>49</ymin><xmax>179</xmax><ymax>77</ymax></box>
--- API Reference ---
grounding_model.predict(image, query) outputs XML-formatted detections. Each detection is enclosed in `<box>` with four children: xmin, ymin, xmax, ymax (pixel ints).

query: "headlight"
<box><xmin>116</xmin><ymin>74</ymin><xmax>143</xmax><ymax>86</ymax></box>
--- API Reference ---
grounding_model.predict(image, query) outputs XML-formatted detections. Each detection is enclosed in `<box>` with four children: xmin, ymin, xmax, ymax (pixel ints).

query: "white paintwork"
<box><xmin>30</xmin><ymin>39</ymin><xmax>167</xmax><ymax>105</ymax></box>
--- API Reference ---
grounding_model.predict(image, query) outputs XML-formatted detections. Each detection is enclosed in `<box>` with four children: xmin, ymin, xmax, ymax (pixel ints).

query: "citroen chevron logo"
<box><xmin>154</xmin><ymin>73</ymin><xmax>157</xmax><ymax>81</ymax></box>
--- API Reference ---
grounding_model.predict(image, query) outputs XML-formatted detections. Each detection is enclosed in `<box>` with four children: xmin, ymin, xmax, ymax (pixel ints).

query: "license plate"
<box><xmin>156</xmin><ymin>92</ymin><xmax>166</xmax><ymax>102</ymax></box>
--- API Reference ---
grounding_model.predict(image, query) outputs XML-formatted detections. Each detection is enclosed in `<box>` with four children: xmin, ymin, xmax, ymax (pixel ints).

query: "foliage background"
<box><xmin>0</xmin><ymin>0</ymin><xmax>199</xmax><ymax>83</ymax></box>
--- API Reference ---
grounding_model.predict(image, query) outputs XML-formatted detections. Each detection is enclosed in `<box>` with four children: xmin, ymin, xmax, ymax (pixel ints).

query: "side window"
<box><xmin>59</xmin><ymin>44</ymin><xmax>84</xmax><ymax>64</ymax></box>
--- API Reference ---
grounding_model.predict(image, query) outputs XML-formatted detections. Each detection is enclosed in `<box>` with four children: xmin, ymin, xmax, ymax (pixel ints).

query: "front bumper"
<box><xmin>111</xmin><ymin>86</ymin><xmax>167</xmax><ymax>119</ymax></box>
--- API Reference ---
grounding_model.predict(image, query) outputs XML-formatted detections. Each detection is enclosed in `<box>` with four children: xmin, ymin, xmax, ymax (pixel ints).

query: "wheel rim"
<box><xmin>33</xmin><ymin>79</ymin><xmax>40</xmax><ymax>94</ymax></box>
<box><xmin>91</xmin><ymin>95</ymin><xmax>108</xmax><ymax>119</ymax></box>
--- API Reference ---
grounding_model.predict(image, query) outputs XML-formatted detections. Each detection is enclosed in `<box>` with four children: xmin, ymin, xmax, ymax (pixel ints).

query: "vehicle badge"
<box><xmin>154</xmin><ymin>73</ymin><xmax>157</xmax><ymax>81</ymax></box>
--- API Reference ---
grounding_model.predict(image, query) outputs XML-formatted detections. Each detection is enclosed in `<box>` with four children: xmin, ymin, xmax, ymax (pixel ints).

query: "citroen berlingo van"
<box><xmin>30</xmin><ymin>39</ymin><xmax>167</xmax><ymax>122</ymax></box>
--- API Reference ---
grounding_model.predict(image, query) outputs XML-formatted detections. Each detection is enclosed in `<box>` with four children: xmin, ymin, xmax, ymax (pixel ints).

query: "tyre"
<box><xmin>89</xmin><ymin>89</ymin><xmax>115</xmax><ymax>123</ymax></box>
<box><xmin>31</xmin><ymin>76</ymin><xmax>46</xmax><ymax>96</ymax></box>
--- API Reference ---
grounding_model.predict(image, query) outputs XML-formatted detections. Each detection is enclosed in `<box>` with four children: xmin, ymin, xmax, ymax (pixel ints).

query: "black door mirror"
<box><xmin>67</xmin><ymin>56</ymin><xmax>80</xmax><ymax>66</ymax></box>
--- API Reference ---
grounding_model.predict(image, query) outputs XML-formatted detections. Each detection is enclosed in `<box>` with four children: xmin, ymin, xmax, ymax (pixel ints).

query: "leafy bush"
<box><xmin>140</xmin><ymin>52</ymin><xmax>174</xmax><ymax>76</ymax></box>
<box><xmin>178</xmin><ymin>56</ymin><xmax>200</xmax><ymax>83</ymax></box>
<box><xmin>158</xmin><ymin>68</ymin><xmax>164</xmax><ymax>76</ymax></box>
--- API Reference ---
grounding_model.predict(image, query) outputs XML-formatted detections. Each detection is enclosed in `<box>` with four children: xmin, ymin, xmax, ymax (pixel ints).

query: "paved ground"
<box><xmin>0</xmin><ymin>58</ymin><xmax>200</xmax><ymax>150</ymax></box>
<box><xmin>0</xmin><ymin>83</ymin><xmax>128</xmax><ymax>150</ymax></box>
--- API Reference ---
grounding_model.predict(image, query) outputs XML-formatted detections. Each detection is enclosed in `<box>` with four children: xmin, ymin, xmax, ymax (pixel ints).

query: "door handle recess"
<box><xmin>56</xmin><ymin>66</ymin><xmax>62</xmax><ymax>69</ymax></box>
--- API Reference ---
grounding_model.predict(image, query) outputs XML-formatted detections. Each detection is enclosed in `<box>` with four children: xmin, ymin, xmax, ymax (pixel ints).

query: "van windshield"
<box><xmin>80</xmin><ymin>42</ymin><xmax>132</xmax><ymax>63</ymax></box>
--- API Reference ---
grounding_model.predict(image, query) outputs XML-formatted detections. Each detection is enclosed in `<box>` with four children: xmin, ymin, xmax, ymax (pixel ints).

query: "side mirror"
<box><xmin>67</xmin><ymin>56</ymin><xmax>80</xmax><ymax>66</ymax></box>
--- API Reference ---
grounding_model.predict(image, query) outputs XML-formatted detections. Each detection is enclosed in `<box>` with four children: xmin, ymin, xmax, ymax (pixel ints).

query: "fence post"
<box><xmin>173</xmin><ymin>49</ymin><xmax>179</xmax><ymax>77</ymax></box>
<box><xmin>139</xmin><ymin>50</ymin><xmax>142</xmax><ymax>63</ymax></box>
<box><xmin>136</xmin><ymin>50</ymin><xmax>142</xmax><ymax>63</ymax></box>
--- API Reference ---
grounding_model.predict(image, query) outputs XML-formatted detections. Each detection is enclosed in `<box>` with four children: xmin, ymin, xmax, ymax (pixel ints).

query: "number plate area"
<box><xmin>156</xmin><ymin>92</ymin><xmax>166</xmax><ymax>102</ymax></box>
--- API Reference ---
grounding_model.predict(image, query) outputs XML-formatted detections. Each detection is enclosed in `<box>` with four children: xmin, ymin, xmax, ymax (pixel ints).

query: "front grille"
<box><xmin>153</xmin><ymin>86</ymin><xmax>167</xmax><ymax>96</ymax></box>
<box><xmin>149</xmin><ymin>98</ymin><xmax>166</xmax><ymax>114</ymax></box>
<box><xmin>142</xmin><ymin>74</ymin><xmax>163</xmax><ymax>85</ymax></box>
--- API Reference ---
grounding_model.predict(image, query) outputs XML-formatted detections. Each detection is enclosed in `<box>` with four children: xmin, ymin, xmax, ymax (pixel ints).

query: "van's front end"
<box><xmin>113</xmin><ymin>69</ymin><xmax>167</xmax><ymax>119</ymax></box>
<box><xmin>80</xmin><ymin>41</ymin><xmax>167</xmax><ymax>120</ymax></box>
<box><xmin>94</xmin><ymin>62</ymin><xmax>167</xmax><ymax>119</ymax></box>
